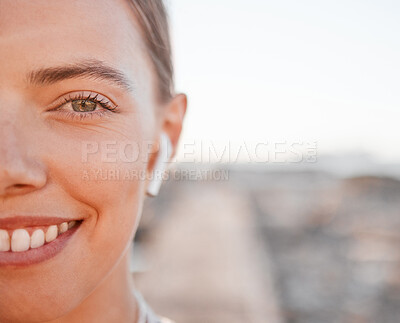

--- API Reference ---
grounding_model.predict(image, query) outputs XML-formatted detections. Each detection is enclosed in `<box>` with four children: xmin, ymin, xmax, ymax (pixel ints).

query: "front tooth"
<box><xmin>45</xmin><ymin>225</ymin><xmax>58</xmax><ymax>243</ymax></box>
<box><xmin>59</xmin><ymin>222</ymin><xmax>68</xmax><ymax>234</ymax></box>
<box><xmin>11</xmin><ymin>229</ymin><xmax>30</xmax><ymax>252</ymax></box>
<box><xmin>31</xmin><ymin>229</ymin><xmax>45</xmax><ymax>249</ymax></box>
<box><xmin>0</xmin><ymin>230</ymin><xmax>10</xmax><ymax>252</ymax></box>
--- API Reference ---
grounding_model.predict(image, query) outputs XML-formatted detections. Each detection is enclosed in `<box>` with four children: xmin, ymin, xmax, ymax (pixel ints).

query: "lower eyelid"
<box><xmin>51</xmin><ymin>108</ymin><xmax>113</xmax><ymax>121</ymax></box>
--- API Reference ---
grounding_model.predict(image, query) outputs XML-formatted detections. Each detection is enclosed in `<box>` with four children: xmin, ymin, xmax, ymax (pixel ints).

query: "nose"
<box><xmin>0</xmin><ymin>122</ymin><xmax>47</xmax><ymax>197</ymax></box>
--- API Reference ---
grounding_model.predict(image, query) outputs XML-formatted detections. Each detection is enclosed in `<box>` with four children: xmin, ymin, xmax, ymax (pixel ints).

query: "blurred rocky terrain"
<box><xmin>134</xmin><ymin>165</ymin><xmax>400</xmax><ymax>323</ymax></box>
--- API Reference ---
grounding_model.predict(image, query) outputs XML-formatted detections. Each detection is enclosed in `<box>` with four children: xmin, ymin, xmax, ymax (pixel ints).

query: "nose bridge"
<box><xmin>0</xmin><ymin>97</ymin><xmax>47</xmax><ymax>196</ymax></box>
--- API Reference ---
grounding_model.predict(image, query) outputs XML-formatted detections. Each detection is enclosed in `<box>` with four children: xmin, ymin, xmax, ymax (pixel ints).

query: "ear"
<box><xmin>161</xmin><ymin>93</ymin><xmax>187</xmax><ymax>160</ymax></box>
<box><xmin>145</xmin><ymin>93</ymin><xmax>187</xmax><ymax>196</ymax></box>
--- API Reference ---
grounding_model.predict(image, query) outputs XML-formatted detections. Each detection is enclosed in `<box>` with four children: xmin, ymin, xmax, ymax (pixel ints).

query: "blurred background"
<box><xmin>133</xmin><ymin>1</ymin><xmax>400</xmax><ymax>322</ymax></box>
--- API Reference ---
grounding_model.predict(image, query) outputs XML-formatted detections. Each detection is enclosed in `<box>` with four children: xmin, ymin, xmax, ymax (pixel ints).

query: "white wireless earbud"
<box><xmin>146</xmin><ymin>132</ymin><xmax>172</xmax><ymax>197</ymax></box>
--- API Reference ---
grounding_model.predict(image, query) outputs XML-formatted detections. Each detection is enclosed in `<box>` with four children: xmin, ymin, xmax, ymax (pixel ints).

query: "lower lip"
<box><xmin>0</xmin><ymin>222</ymin><xmax>82</xmax><ymax>267</ymax></box>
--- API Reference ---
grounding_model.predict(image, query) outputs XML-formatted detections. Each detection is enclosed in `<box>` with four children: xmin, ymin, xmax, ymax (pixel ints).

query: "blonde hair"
<box><xmin>128</xmin><ymin>0</ymin><xmax>174</xmax><ymax>103</ymax></box>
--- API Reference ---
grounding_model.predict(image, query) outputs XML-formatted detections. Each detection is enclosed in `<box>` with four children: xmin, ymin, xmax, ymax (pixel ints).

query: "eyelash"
<box><xmin>50</xmin><ymin>92</ymin><xmax>119</xmax><ymax>121</ymax></box>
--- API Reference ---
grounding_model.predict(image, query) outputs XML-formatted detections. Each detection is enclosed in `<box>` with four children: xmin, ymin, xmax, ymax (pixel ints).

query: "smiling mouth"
<box><xmin>0</xmin><ymin>217</ymin><xmax>84</xmax><ymax>266</ymax></box>
<box><xmin>0</xmin><ymin>220</ymin><xmax>81</xmax><ymax>252</ymax></box>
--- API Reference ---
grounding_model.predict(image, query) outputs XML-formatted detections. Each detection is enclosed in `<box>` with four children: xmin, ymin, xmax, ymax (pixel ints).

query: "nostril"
<box><xmin>13</xmin><ymin>184</ymin><xmax>26</xmax><ymax>189</ymax></box>
<box><xmin>4</xmin><ymin>183</ymin><xmax>33</xmax><ymax>195</ymax></box>
<box><xmin>0</xmin><ymin>162</ymin><xmax>47</xmax><ymax>196</ymax></box>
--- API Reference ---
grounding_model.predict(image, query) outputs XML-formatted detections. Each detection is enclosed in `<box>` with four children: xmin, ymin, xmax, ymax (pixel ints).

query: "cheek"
<box><xmin>47</xmin><ymin>127</ymin><xmax>149</xmax><ymax>246</ymax></box>
<box><xmin>79</xmin><ymin>155</ymin><xmax>147</xmax><ymax>259</ymax></box>
<box><xmin>38</xmin><ymin>118</ymin><xmax>150</xmax><ymax>293</ymax></box>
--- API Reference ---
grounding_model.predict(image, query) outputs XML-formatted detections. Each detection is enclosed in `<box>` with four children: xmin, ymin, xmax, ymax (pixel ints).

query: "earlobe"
<box><xmin>146</xmin><ymin>132</ymin><xmax>172</xmax><ymax>197</ymax></box>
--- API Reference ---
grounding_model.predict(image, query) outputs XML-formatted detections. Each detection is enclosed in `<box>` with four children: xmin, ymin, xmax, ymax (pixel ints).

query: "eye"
<box><xmin>60</xmin><ymin>92</ymin><xmax>118</xmax><ymax>113</ymax></box>
<box><xmin>47</xmin><ymin>91</ymin><xmax>120</xmax><ymax>121</ymax></box>
<box><xmin>71</xmin><ymin>99</ymin><xmax>97</xmax><ymax>112</ymax></box>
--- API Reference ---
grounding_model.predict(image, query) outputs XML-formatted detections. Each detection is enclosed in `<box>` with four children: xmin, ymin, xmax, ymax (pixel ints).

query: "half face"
<box><xmin>0</xmin><ymin>0</ymin><xmax>159</xmax><ymax>321</ymax></box>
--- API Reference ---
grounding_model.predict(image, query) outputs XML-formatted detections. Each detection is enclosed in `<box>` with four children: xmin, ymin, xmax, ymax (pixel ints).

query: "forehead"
<box><xmin>0</xmin><ymin>0</ymin><xmax>148</xmax><ymax>85</ymax></box>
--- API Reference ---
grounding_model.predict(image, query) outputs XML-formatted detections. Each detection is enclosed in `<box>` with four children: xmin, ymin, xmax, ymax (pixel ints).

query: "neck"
<box><xmin>49</xmin><ymin>245</ymin><xmax>138</xmax><ymax>323</ymax></box>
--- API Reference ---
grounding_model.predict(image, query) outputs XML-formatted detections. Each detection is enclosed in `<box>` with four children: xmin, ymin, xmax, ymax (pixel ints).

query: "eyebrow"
<box><xmin>27</xmin><ymin>58</ymin><xmax>133</xmax><ymax>92</ymax></box>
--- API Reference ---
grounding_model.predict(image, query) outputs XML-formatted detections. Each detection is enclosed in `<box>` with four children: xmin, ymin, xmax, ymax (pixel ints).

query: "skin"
<box><xmin>0</xmin><ymin>0</ymin><xmax>187</xmax><ymax>322</ymax></box>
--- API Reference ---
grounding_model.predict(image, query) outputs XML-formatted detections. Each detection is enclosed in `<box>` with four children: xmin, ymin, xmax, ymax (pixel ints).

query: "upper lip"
<box><xmin>0</xmin><ymin>216</ymin><xmax>80</xmax><ymax>230</ymax></box>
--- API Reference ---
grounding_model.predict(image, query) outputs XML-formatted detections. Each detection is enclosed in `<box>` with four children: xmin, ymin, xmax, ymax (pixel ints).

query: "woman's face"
<box><xmin>0</xmin><ymin>0</ymin><xmax>175</xmax><ymax>321</ymax></box>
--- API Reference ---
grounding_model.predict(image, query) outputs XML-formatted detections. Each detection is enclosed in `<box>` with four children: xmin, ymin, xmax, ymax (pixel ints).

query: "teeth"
<box><xmin>45</xmin><ymin>225</ymin><xmax>58</xmax><ymax>243</ymax></box>
<box><xmin>11</xmin><ymin>229</ymin><xmax>30</xmax><ymax>252</ymax></box>
<box><xmin>68</xmin><ymin>221</ymin><xmax>76</xmax><ymax>229</ymax></box>
<box><xmin>30</xmin><ymin>229</ymin><xmax>45</xmax><ymax>249</ymax></box>
<box><xmin>59</xmin><ymin>222</ymin><xmax>68</xmax><ymax>234</ymax></box>
<box><xmin>0</xmin><ymin>221</ymin><xmax>80</xmax><ymax>252</ymax></box>
<box><xmin>0</xmin><ymin>230</ymin><xmax>10</xmax><ymax>252</ymax></box>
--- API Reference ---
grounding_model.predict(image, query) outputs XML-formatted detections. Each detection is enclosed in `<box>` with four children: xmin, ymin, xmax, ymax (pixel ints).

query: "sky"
<box><xmin>167</xmin><ymin>0</ymin><xmax>399</xmax><ymax>164</ymax></box>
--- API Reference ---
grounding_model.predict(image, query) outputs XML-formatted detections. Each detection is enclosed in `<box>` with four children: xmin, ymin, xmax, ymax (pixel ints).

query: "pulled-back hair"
<box><xmin>128</xmin><ymin>0</ymin><xmax>174</xmax><ymax>103</ymax></box>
